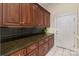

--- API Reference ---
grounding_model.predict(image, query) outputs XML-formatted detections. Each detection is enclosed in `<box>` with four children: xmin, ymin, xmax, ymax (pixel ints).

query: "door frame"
<box><xmin>54</xmin><ymin>12</ymin><xmax>78</xmax><ymax>51</ymax></box>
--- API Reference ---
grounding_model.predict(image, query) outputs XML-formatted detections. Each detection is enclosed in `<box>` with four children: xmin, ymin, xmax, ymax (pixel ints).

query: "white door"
<box><xmin>55</xmin><ymin>14</ymin><xmax>75</xmax><ymax>50</ymax></box>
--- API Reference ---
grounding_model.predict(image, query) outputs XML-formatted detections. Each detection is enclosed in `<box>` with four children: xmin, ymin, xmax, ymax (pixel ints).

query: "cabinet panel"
<box><xmin>32</xmin><ymin>4</ymin><xmax>38</xmax><ymax>26</ymax></box>
<box><xmin>10</xmin><ymin>49</ymin><xmax>26</xmax><ymax>56</ymax></box>
<box><xmin>40</xmin><ymin>9</ymin><xmax>44</xmax><ymax>27</ymax></box>
<box><xmin>44</xmin><ymin>11</ymin><xmax>50</xmax><ymax>27</ymax></box>
<box><xmin>38</xmin><ymin>45</ymin><xmax>45</xmax><ymax>56</ymax></box>
<box><xmin>3</xmin><ymin>3</ymin><xmax>20</xmax><ymax>26</ymax></box>
<box><xmin>27</xmin><ymin>43</ymin><xmax>37</xmax><ymax>54</ymax></box>
<box><xmin>21</xmin><ymin>4</ymin><xmax>33</xmax><ymax>26</ymax></box>
<box><xmin>48</xmin><ymin>36</ymin><xmax>54</xmax><ymax>49</ymax></box>
<box><xmin>37</xmin><ymin>6</ymin><xmax>45</xmax><ymax>27</ymax></box>
<box><xmin>37</xmin><ymin>8</ymin><xmax>44</xmax><ymax>27</ymax></box>
<box><xmin>38</xmin><ymin>42</ymin><xmax>48</xmax><ymax>56</ymax></box>
<box><xmin>0</xmin><ymin>4</ymin><xmax>2</xmax><ymax>26</ymax></box>
<box><xmin>43</xmin><ymin>42</ymin><xmax>49</xmax><ymax>55</ymax></box>
<box><xmin>32</xmin><ymin>4</ymin><xmax>44</xmax><ymax>27</ymax></box>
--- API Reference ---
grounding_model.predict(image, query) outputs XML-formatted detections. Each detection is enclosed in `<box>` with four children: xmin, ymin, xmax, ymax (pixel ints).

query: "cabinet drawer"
<box><xmin>10</xmin><ymin>49</ymin><xmax>26</xmax><ymax>56</ymax></box>
<box><xmin>39</xmin><ymin>40</ymin><xmax>44</xmax><ymax>46</ymax></box>
<box><xmin>27</xmin><ymin>43</ymin><xmax>37</xmax><ymax>53</ymax></box>
<box><xmin>44</xmin><ymin>38</ymin><xmax>49</xmax><ymax>42</ymax></box>
<box><xmin>49</xmin><ymin>35</ymin><xmax>54</xmax><ymax>39</ymax></box>
<box><xmin>27</xmin><ymin>49</ymin><xmax>38</xmax><ymax>56</ymax></box>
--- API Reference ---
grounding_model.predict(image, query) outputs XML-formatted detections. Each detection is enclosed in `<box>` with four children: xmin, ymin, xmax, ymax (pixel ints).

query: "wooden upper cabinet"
<box><xmin>20</xmin><ymin>4</ymin><xmax>33</xmax><ymax>26</ymax></box>
<box><xmin>1</xmin><ymin>3</ymin><xmax>50</xmax><ymax>27</ymax></box>
<box><xmin>32</xmin><ymin>4</ymin><xmax>45</xmax><ymax>27</ymax></box>
<box><xmin>32</xmin><ymin>4</ymin><xmax>38</xmax><ymax>26</ymax></box>
<box><xmin>0</xmin><ymin>4</ymin><xmax>2</xmax><ymax>26</ymax></box>
<box><xmin>3</xmin><ymin>3</ymin><xmax>20</xmax><ymax>26</ymax></box>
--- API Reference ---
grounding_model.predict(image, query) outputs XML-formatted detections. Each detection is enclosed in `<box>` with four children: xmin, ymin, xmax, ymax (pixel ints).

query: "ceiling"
<box><xmin>39</xmin><ymin>3</ymin><xmax>58</xmax><ymax>7</ymax></box>
<box><xmin>39</xmin><ymin>3</ymin><xmax>59</xmax><ymax>11</ymax></box>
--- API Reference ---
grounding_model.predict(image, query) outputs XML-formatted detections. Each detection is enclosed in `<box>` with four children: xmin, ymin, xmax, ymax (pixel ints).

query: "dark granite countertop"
<box><xmin>0</xmin><ymin>33</ymin><xmax>53</xmax><ymax>56</ymax></box>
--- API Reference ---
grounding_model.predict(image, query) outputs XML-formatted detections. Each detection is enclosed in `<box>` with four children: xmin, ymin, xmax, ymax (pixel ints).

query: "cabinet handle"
<box><xmin>39</xmin><ymin>24</ymin><xmax>41</xmax><ymax>25</ymax></box>
<box><xmin>22</xmin><ymin>21</ymin><xmax>24</xmax><ymax>24</ymax></box>
<box><xmin>21</xmin><ymin>17</ymin><xmax>25</xmax><ymax>24</ymax></box>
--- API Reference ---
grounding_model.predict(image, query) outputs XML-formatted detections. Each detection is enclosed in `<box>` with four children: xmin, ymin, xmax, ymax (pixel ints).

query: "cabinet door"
<box><xmin>27</xmin><ymin>43</ymin><xmax>37</xmax><ymax>54</ymax></box>
<box><xmin>32</xmin><ymin>4</ymin><xmax>38</xmax><ymax>26</ymax></box>
<box><xmin>44</xmin><ymin>11</ymin><xmax>50</xmax><ymax>27</ymax></box>
<box><xmin>3</xmin><ymin>3</ymin><xmax>20</xmax><ymax>26</ymax></box>
<box><xmin>39</xmin><ymin>8</ymin><xmax>44</xmax><ymax>27</ymax></box>
<box><xmin>41</xmin><ymin>9</ymin><xmax>44</xmax><ymax>27</ymax></box>
<box><xmin>43</xmin><ymin>42</ymin><xmax>49</xmax><ymax>55</ymax></box>
<box><xmin>38</xmin><ymin>45</ymin><xmax>45</xmax><ymax>56</ymax></box>
<box><xmin>48</xmin><ymin>35</ymin><xmax>54</xmax><ymax>49</ymax></box>
<box><xmin>38</xmin><ymin>42</ymin><xmax>48</xmax><ymax>56</ymax></box>
<box><xmin>0</xmin><ymin>4</ymin><xmax>2</xmax><ymax>26</ymax></box>
<box><xmin>33</xmin><ymin>4</ymin><xmax>43</xmax><ymax>27</ymax></box>
<box><xmin>21</xmin><ymin>4</ymin><xmax>33</xmax><ymax>26</ymax></box>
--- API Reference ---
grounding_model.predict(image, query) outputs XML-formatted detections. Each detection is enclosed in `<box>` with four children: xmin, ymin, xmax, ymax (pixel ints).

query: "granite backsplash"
<box><xmin>0</xmin><ymin>27</ymin><xmax>45</xmax><ymax>43</ymax></box>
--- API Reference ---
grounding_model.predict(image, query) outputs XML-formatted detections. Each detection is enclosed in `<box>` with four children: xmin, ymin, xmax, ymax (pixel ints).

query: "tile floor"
<box><xmin>46</xmin><ymin>46</ymin><xmax>79</xmax><ymax>56</ymax></box>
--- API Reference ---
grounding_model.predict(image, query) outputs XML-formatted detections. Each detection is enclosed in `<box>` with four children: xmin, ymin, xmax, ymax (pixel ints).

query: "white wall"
<box><xmin>39</xmin><ymin>3</ymin><xmax>51</xmax><ymax>12</ymax></box>
<box><xmin>40</xmin><ymin>3</ymin><xmax>79</xmax><ymax>49</ymax></box>
<box><xmin>40</xmin><ymin>3</ymin><xmax>79</xmax><ymax>48</ymax></box>
<box><xmin>47</xmin><ymin>4</ymin><xmax>79</xmax><ymax>49</ymax></box>
<box><xmin>78</xmin><ymin>8</ymin><xmax>79</xmax><ymax>36</ymax></box>
<box><xmin>77</xmin><ymin>7</ymin><xmax>79</xmax><ymax>49</ymax></box>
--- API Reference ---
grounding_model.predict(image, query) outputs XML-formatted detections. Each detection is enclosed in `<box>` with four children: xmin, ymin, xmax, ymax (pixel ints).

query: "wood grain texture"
<box><xmin>1</xmin><ymin>3</ymin><xmax>50</xmax><ymax>27</ymax></box>
<box><xmin>3</xmin><ymin>3</ymin><xmax>20</xmax><ymax>26</ymax></box>
<box><xmin>0</xmin><ymin>4</ymin><xmax>2</xmax><ymax>26</ymax></box>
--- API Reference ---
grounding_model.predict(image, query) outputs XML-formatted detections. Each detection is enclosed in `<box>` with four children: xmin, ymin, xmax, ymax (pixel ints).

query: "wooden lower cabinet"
<box><xmin>9</xmin><ymin>35</ymin><xmax>54</xmax><ymax>56</ymax></box>
<box><xmin>3</xmin><ymin>4</ymin><xmax>21</xmax><ymax>26</ymax></box>
<box><xmin>1</xmin><ymin>3</ymin><xmax>50</xmax><ymax>27</ymax></box>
